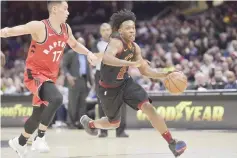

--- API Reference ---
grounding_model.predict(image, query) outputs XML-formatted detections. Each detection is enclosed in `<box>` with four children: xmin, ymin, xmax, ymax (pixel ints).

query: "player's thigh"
<box><xmin>97</xmin><ymin>86</ymin><xmax>123</xmax><ymax>123</ymax></box>
<box><xmin>24</xmin><ymin>69</ymin><xmax>52</xmax><ymax>97</ymax></box>
<box><xmin>123</xmin><ymin>78</ymin><xmax>150</xmax><ymax>110</ymax></box>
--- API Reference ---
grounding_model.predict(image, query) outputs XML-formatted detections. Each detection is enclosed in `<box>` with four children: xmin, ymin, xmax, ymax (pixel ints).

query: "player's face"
<box><xmin>100</xmin><ymin>25</ymin><xmax>112</xmax><ymax>41</ymax></box>
<box><xmin>119</xmin><ymin>20</ymin><xmax>136</xmax><ymax>42</ymax></box>
<box><xmin>55</xmin><ymin>2</ymin><xmax>69</xmax><ymax>23</ymax></box>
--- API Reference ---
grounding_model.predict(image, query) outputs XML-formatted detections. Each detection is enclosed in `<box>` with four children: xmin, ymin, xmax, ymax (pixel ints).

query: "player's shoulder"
<box><xmin>109</xmin><ymin>38</ymin><xmax>123</xmax><ymax>46</ymax></box>
<box><xmin>27</xmin><ymin>20</ymin><xmax>45</xmax><ymax>29</ymax></box>
<box><xmin>132</xmin><ymin>42</ymin><xmax>141</xmax><ymax>52</ymax></box>
<box><xmin>132</xmin><ymin>42</ymin><xmax>139</xmax><ymax>48</ymax></box>
<box><xmin>25</xmin><ymin>20</ymin><xmax>45</xmax><ymax>33</ymax></box>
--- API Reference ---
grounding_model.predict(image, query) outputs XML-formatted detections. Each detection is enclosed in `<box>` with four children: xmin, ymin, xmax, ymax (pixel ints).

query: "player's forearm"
<box><xmin>71</xmin><ymin>42</ymin><xmax>90</xmax><ymax>55</ymax></box>
<box><xmin>3</xmin><ymin>26</ymin><xmax>29</xmax><ymax>37</ymax></box>
<box><xmin>103</xmin><ymin>54</ymin><xmax>133</xmax><ymax>67</ymax></box>
<box><xmin>142</xmin><ymin>67</ymin><xmax>167</xmax><ymax>79</ymax></box>
<box><xmin>94</xmin><ymin>52</ymin><xmax>104</xmax><ymax>59</ymax></box>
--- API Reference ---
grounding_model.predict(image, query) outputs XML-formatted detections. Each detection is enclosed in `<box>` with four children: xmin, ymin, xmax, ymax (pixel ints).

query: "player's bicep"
<box><xmin>9</xmin><ymin>21</ymin><xmax>43</xmax><ymax>36</ymax></box>
<box><xmin>133</xmin><ymin>42</ymin><xmax>143</xmax><ymax>61</ymax></box>
<box><xmin>133</xmin><ymin>43</ymin><xmax>148</xmax><ymax>73</ymax></box>
<box><xmin>66</xmin><ymin>24</ymin><xmax>77</xmax><ymax>49</ymax></box>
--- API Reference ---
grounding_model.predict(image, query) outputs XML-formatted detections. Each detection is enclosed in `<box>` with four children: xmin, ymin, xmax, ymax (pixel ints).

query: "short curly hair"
<box><xmin>110</xmin><ymin>9</ymin><xmax>136</xmax><ymax>31</ymax></box>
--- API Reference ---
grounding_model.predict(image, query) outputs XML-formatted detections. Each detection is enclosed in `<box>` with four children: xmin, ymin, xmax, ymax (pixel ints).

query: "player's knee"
<box><xmin>141</xmin><ymin>102</ymin><xmax>155</xmax><ymax>114</ymax></box>
<box><xmin>50</xmin><ymin>93</ymin><xmax>63</xmax><ymax>108</ymax></box>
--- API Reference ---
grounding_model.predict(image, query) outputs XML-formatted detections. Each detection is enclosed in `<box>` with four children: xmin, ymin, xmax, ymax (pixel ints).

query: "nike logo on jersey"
<box><xmin>49</xmin><ymin>33</ymin><xmax>54</xmax><ymax>36</ymax></box>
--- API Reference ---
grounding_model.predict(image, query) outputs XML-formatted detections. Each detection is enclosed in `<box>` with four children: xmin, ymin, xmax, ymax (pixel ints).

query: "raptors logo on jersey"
<box><xmin>26</xmin><ymin>19</ymin><xmax>68</xmax><ymax>79</ymax></box>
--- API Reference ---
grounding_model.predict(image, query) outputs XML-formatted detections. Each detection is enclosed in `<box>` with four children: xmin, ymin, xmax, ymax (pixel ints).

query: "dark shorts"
<box><xmin>98</xmin><ymin>77</ymin><xmax>150</xmax><ymax>123</ymax></box>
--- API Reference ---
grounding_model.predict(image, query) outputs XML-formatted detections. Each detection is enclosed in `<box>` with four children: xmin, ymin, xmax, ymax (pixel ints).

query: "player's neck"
<box><xmin>48</xmin><ymin>16</ymin><xmax>62</xmax><ymax>30</ymax></box>
<box><xmin>120</xmin><ymin>35</ymin><xmax>131</xmax><ymax>45</ymax></box>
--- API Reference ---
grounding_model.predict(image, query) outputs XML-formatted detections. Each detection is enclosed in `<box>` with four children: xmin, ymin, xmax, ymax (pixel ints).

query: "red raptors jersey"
<box><xmin>25</xmin><ymin>19</ymin><xmax>69</xmax><ymax>79</ymax></box>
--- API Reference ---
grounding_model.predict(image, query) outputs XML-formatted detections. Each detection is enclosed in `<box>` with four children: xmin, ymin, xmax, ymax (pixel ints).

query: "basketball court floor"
<box><xmin>1</xmin><ymin>128</ymin><xmax>237</xmax><ymax>158</ymax></box>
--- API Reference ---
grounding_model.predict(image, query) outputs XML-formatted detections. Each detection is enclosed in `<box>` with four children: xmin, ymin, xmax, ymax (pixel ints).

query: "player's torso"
<box><xmin>26</xmin><ymin>19</ymin><xmax>68</xmax><ymax>79</ymax></box>
<box><xmin>100</xmin><ymin>36</ymin><xmax>136</xmax><ymax>87</ymax></box>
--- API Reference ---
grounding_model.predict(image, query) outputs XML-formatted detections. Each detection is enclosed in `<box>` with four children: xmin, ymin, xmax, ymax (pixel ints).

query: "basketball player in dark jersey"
<box><xmin>80</xmin><ymin>10</ymin><xmax>186</xmax><ymax>157</ymax></box>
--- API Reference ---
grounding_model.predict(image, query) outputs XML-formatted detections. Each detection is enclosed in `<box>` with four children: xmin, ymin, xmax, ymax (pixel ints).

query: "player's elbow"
<box><xmin>138</xmin><ymin>66</ymin><xmax>148</xmax><ymax>76</ymax></box>
<box><xmin>69</xmin><ymin>41</ymin><xmax>77</xmax><ymax>50</ymax></box>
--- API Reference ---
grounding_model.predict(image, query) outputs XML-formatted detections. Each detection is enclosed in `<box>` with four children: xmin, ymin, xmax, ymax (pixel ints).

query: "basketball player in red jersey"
<box><xmin>0</xmin><ymin>1</ymin><xmax>98</xmax><ymax>157</ymax></box>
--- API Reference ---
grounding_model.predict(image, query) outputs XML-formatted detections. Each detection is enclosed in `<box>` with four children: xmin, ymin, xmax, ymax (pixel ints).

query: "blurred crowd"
<box><xmin>130</xmin><ymin>2</ymin><xmax>237</xmax><ymax>91</ymax></box>
<box><xmin>1</xmin><ymin>1</ymin><xmax>237</xmax><ymax>96</ymax></box>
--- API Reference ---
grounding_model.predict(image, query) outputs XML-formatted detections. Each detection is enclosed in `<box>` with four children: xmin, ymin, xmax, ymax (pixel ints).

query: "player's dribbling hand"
<box><xmin>164</xmin><ymin>69</ymin><xmax>182</xmax><ymax>78</ymax></box>
<box><xmin>0</xmin><ymin>27</ymin><xmax>9</xmax><ymax>38</ymax></box>
<box><xmin>87</xmin><ymin>51</ymin><xmax>99</xmax><ymax>66</ymax></box>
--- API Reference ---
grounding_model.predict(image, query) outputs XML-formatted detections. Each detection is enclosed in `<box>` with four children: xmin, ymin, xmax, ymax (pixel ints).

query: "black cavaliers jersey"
<box><xmin>100</xmin><ymin>33</ymin><xmax>136</xmax><ymax>87</ymax></box>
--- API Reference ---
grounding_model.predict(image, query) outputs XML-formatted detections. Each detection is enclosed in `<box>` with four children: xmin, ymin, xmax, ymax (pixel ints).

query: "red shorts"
<box><xmin>24</xmin><ymin>70</ymin><xmax>57</xmax><ymax>106</ymax></box>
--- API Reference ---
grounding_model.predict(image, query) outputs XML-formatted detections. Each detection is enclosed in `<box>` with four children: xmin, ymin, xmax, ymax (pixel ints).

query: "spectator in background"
<box><xmin>211</xmin><ymin>68</ymin><xmax>226</xmax><ymax>89</ymax></box>
<box><xmin>3</xmin><ymin>78</ymin><xmax>17</xmax><ymax>94</ymax></box>
<box><xmin>193</xmin><ymin>72</ymin><xmax>208</xmax><ymax>91</ymax></box>
<box><xmin>63</xmin><ymin>37</ymin><xmax>92</xmax><ymax>129</ymax></box>
<box><xmin>224</xmin><ymin>71</ymin><xmax>237</xmax><ymax>89</ymax></box>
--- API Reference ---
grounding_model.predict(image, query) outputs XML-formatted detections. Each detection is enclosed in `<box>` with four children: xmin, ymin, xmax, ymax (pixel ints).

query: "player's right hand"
<box><xmin>0</xmin><ymin>27</ymin><xmax>9</xmax><ymax>38</ymax></box>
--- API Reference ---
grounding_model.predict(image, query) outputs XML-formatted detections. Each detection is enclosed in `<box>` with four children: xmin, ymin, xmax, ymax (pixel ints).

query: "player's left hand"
<box><xmin>165</xmin><ymin>69</ymin><xmax>182</xmax><ymax>77</ymax></box>
<box><xmin>87</xmin><ymin>51</ymin><xmax>99</xmax><ymax>66</ymax></box>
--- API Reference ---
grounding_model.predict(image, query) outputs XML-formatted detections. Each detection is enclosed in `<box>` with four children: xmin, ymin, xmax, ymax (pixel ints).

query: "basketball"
<box><xmin>164</xmin><ymin>71</ymin><xmax>188</xmax><ymax>94</ymax></box>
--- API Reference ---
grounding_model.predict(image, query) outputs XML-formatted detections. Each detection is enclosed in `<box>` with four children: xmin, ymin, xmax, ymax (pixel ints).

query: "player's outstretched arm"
<box><xmin>0</xmin><ymin>21</ymin><xmax>43</xmax><ymax>38</ymax></box>
<box><xmin>134</xmin><ymin>43</ymin><xmax>168</xmax><ymax>79</ymax></box>
<box><xmin>66</xmin><ymin>24</ymin><xmax>98</xmax><ymax>65</ymax></box>
<box><xmin>103</xmin><ymin>38</ymin><xmax>141</xmax><ymax>67</ymax></box>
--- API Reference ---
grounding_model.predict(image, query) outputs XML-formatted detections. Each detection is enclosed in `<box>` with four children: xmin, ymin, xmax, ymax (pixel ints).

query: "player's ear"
<box><xmin>52</xmin><ymin>5</ymin><xmax>57</xmax><ymax>13</ymax></box>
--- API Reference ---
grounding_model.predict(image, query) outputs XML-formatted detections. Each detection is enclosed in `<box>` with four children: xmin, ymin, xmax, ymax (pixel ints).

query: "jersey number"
<box><xmin>116</xmin><ymin>53</ymin><xmax>134</xmax><ymax>80</ymax></box>
<box><xmin>117</xmin><ymin>66</ymin><xmax>127</xmax><ymax>80</ymax></box>
<box><xmin>52</xmin><ymin>51</ymin><xmax>62</xmax><ymax>62</ymax></box>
